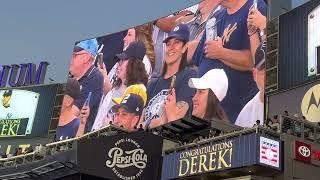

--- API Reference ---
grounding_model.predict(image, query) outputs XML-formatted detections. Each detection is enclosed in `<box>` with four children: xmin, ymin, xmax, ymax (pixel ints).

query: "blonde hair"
<box><xmin>135</xmin><ymin>23</ymin><xmax>155</xmax><ymax>70</ymax></box>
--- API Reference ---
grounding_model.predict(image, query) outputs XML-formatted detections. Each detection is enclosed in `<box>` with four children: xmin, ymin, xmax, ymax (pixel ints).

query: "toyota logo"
<box><xmin>299</xmin><ymin>146</ymin><xmax>311</xmax><ymax>157</ymax></box>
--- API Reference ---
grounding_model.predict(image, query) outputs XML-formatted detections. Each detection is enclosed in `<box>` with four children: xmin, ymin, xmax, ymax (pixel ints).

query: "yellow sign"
<box><xmin>301</xmin><ymin>84</ymin><xmax>320</xmax><ymax>122</ymax></box>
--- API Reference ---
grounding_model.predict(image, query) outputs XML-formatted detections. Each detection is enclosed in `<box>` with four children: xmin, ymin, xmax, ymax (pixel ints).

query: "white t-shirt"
<box><xmin>235</xmin><ymin>92</ymin><xmax>264</xmax><ymax>128</ymax></box>
<box><xmin>143</xmin><ymin>55</ymin><xmax>152</xmax><ymax>77</ymax></box>
<box><xmin>91</xmin><ymin>86</ymin><xmax>125</xmax><ymax>131</ymax></box>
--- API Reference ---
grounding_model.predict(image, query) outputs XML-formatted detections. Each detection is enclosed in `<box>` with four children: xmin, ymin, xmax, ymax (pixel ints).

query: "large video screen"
<box><xmin>0</xmin><ymin>84</ymin><xmax>58</xmax><ymax>137</ymax></box>
<box><xmin>56</xmin><ymin>0</ymin><xmax>267</xmax><ymax>140</ymax></box>
<box><xmin>0</xmin><ymin>89</ymin><xmax>39</xmax><ymax>136</ymax></box>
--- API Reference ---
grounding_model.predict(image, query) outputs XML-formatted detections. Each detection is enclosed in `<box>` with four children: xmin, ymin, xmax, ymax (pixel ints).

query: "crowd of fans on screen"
<box><xmin>55</xmin><ymin>0</ymin><xmax>269</xmax><ymax>142</ymax></box>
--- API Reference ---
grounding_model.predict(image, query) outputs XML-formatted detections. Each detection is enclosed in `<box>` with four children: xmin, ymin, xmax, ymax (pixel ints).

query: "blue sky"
<box><xmin>0</xmin><ymin>0</ymin><xmax>200</xmax><ymax>83</ymax></box>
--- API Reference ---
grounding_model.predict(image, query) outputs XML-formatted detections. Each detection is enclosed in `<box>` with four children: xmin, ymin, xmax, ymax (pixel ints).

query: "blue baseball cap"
<box><xmin>163</xmin><ymin>24</ymin><xmax>190</xmax><ymax>43</ymax></box>
<box><xmin>74</xmin><ymin>38</ymin><xmax>98</xmax><ymax>56</ymax></box>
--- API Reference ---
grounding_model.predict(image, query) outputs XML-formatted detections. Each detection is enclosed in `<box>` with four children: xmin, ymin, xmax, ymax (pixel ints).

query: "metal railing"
<box><xmin>1</xmin><ymin>115</ymin><xmax>319</xmax><ymax>168</ymax></box>
<box><xmin>0</xmin><ymin>124</ymin><xmax>128</xmax><ymax>168</ymax></box>
<box><xmin>165</xmin><ymin>126</ymin><xmax>280</xmax><ymax>154</ymax></box>
<box><xmin>277</xmin><ymin>115</ymin><xmax>320</xmax><ymax>142</ymax></box>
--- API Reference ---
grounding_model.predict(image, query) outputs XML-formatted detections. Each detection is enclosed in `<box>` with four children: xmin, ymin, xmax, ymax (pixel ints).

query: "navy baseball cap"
<box><xmin>115</xmin><ymin>41</ymin><xmax>146</xmax><ymax>61</ymax></box>
<box><xmin>254</xmin><ymin>41</ymin><xmax>266</xmax><ymax>70</ymax></box>
<box><xmin>163</xmin><ymin>24</ymin><xmax>190</xmax><ymax>43</ymax></box>
<box><xmin>112</xmin><ymin>93</ymin><xmax>144</xmax><ymax>116</ymax></box>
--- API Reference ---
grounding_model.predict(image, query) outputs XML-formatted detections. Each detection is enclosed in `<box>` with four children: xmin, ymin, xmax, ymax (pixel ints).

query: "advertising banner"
<box><xmin>294</xmin><ymin>140</ymin><xmax>320</xmax><ymax>166</ymax></box>
<box><xmin>161</xmin><ymin>134</ymin><xmax>281</xmax><ymax>179</ymax></box>
<box><xmin>268</xmin><ymin>80</ymin><xmax>320</xmax><ymax>123</ymax></box>
<box><xmin>259</xmin><ymin>136</ymin><xmax>280</xmax><ymax>168</ymax></box>
<box><xmin>77</xmin><ymin>131</ymin><xmax>163</xmax><ymax>180</ymax></box>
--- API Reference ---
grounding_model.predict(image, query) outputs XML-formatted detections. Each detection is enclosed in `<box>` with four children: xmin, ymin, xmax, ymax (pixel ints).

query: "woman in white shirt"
<box><xmin>91</xmin><ymin>42</ymin><xmax>149</xmax><ymax>131</ymax></box>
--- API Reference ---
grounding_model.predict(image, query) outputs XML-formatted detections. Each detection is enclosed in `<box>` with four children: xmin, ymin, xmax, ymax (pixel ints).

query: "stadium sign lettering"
<box><xmin>105</xmin><ymin>138</ymin><xmax>147</xmax><ymax>180</ymax></box>
<box><xmin>178</xmin><ymin>141</ymin><xmax>233</xmax><ymax>176</ymax></box>
<box><xmin>0</xmin><ymin>118</ymin><xmax>29</xmax><ymax>137</ymax></box>
<box><xmin>0</xmin><ymin>61</ymin><xmax>49</xmax><ymax>88</ymax></box>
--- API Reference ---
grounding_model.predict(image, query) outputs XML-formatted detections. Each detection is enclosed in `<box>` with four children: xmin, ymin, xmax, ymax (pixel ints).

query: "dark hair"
<box><xmin>204</xmin><ymin>89</ymin><xmax>229</xmax><ymax>122</ymax></box>
<box><xmin>161</xmin><ymin>41</ymin><xmax>188</xmax><ymax>76</ymax></box>
<box><xmin>3</xmin><ymin>90</ymin><xmax>12</xmax><ymax>97</ymax></box>
<box><xmin>114</xmin><ymin>57</ymin><xmax>148</xmax><ymax>88</ymax></box>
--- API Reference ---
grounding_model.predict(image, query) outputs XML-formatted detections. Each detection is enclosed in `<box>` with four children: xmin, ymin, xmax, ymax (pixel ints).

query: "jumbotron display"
<box><xmin>0</xmin><ymin>84</ymin><xmax>58</xmax><ymax>137</ymax></box>
<box><xmin>0</xmin><ymin>89</ymin><xmax>39</xmax><ymax>136</ymax></box>
<box><xmin>56</xmin><ymin>0</ymin><xmax>267</xmax><ymax>141</ymax></box>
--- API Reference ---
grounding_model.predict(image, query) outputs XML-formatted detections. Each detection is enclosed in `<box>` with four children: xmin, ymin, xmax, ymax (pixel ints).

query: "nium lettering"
<box><xmin>0</xmin><ymin>62</ymin><xmax>49</xmax><ymax>88</ymax></box>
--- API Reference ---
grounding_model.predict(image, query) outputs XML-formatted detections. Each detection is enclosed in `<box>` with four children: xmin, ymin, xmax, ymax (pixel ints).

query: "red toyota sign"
<box><xmin>295</xmin><ymin>141</ymin><xmax>312</xmax><ymax>163</ymax></box>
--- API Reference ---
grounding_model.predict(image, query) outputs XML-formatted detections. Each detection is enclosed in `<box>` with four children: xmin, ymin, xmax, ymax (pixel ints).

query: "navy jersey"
<box><xmin>144</xmin><ymin>66</ymin><xmax>197</xmax><ymax>127</ymax></box>
<box><xmin>75</xmin><ymin>66</ymin><xmax>103</xmax><ymax>133</ymax></box>
<box><xmin>56</xmin><ymin>118</ymin><xmax>80</xmax><ymax>141</ymax></box>
<box><xmin>192</xmin><ymin>0</ymin><xmax>267</xmax><ymax>123</ymax></box>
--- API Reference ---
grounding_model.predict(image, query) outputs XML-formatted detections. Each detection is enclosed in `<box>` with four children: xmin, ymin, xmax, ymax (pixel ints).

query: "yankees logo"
<box><xmin>222</xmin><ymin>23</ymin><xmax>237</xmax><ymax>46</ymax></box>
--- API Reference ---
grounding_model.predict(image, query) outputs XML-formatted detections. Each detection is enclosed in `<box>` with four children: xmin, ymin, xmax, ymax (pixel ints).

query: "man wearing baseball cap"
<box><xmin>112</xmin><ymin>94</ymin><xmax>144</xmax><ymax>131</ymax></box>
<box><xmin>69</xmin><ymin>38</ymin><xmax>104</xmax><ymax>134</ymax></box>
<box><xmin>56</xmin><ymin>78</ymin><xmax>81</xmax><ymax>140</ymax></box>
<box><xmin>143</xmin><ymin>24</ymin><xmax>197</xmax><ymax>129</ymax></box>
<box><xmin>235</xmin><ymin>41</ymin><xmax>266</xmax><ymax>127</ymax></box>
<box><xmin>188</xmin><ymin>69</ymin><xmax>229</xmax><ymax>121</ymax></box>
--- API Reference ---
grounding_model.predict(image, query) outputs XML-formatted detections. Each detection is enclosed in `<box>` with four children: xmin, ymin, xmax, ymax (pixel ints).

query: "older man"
<box><xmin>69</xmin><ymin>39</ymin><xmax>103</xmax><ymax>134</ymax></box>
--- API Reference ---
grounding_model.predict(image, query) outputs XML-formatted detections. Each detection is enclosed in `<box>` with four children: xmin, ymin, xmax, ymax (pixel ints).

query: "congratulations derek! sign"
<box><xmin>178</xmin><ymin>140</ymin><xmax>233</xmax><ymax>176</ymax></box>
<box><xmin>77</xmin><ymin>131</ymin><xmax>163</xmax><ymax>180</ymax></box>
<box><xmin>161</xmin><ymin>134</ymin><xmax>282</xmax><ymax>179</ymax></box>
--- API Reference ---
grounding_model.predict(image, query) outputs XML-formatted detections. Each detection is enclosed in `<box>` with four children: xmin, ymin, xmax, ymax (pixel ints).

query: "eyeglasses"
<box><xmin>72</xmin><ymin>52</ymin><xmax>88</xmax><ymax>58</ymax></box>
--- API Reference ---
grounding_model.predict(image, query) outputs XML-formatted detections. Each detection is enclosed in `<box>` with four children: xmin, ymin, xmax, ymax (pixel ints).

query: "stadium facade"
<box><xmin>0</xmin><ymin>0</ymin><xmax>320</xmax><ymax>180</ymax></box>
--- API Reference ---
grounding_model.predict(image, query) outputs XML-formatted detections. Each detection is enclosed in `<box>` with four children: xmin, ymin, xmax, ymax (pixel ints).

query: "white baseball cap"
<box><xmin>188</xmin><ymin>69</ymin><xmax>228</xmax><ymax>101</ymax></box>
